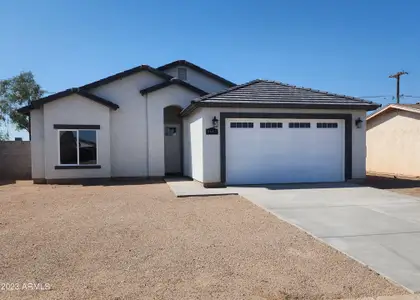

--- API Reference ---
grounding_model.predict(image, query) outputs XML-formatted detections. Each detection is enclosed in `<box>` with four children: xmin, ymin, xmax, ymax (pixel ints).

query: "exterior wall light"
<box><xmin>355</xmin><ymin>117</ymin><xmax>363</xmax><ymax>128</ymax></box>
<box><xmin>212</xmin><ymin>116</ymin><xmax>219</xmax><ymax>128</ymax></box>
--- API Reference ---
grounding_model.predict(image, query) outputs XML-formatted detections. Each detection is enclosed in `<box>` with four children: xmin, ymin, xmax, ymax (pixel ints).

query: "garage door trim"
<box><xmin>220</xmin><ymin>112</ymin><xmax>353</xmax><ymax>183</ymax></box>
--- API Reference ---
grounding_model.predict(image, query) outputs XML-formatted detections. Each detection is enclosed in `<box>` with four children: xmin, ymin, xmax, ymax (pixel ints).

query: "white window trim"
<box><xmin>57</xmin><ymin>129</ymin><xmax>99</xmax><ymax>166</ymax></box>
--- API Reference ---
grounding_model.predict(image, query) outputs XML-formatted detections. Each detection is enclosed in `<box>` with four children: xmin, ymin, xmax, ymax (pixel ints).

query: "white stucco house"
<box><xmin>19</xmin><ymin>60</ymin><xmax>380</xmax><ymax>186</ymax></box>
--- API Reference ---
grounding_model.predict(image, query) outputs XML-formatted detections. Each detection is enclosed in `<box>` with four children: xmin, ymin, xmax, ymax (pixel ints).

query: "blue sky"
<box><xmin>1</xmin><ymin>0</ymin><xmax>419</xmax><ymax>140</ymax></box>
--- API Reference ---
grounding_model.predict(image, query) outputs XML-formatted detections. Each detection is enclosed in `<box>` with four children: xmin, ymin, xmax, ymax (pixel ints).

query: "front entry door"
<box><xmin>164</xmin><ymin>124</ymin><xmax>182</xmax><ymax>174</ymax></box>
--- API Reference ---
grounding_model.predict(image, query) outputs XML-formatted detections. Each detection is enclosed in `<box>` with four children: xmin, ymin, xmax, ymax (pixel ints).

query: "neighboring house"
<box><xmin>18</xmin><ymin>60</ymin><xmax>380</xmax><ymax>186</ymax></box>
<box><xmin>366</xmin><ymin>103</ymin><xmax>420</xmax><ymax>178</ymax></box>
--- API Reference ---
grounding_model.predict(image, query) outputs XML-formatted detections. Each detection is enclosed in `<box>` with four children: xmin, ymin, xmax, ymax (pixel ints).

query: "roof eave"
<box><xmin>181</xmin><ymin>102</ymin><xmax>380</xmax><ymax>117</ymax></box>
<box><xmin>17</xmin><ymin>90</ymin><xmax>119</xmax><ymax>114</ymax></box>
<box><xmin>80</xmin><ymin>65</ymin><xmax>172</xmax><ymax>90</ymax></box>
<box><xmin>16</xmin><ymin>104</ymin><xmax>33</xmax><ymax>115</ymax></box>
<box><xmin>140</xmin><ymin>79</ymin><xmax>207</xmax><ymax>97</ymax></box>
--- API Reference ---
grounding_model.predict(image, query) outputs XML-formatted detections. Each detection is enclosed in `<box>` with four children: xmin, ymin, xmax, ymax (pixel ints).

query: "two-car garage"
<box><xmin>181</xmin><ymin>79</ymin><xmax>380</xmax><ymax>186</ymax></box>
<box><xmin>225</xmin><ymin>118</ymin><xmax>346</xmax><ymax>185</ymax></box>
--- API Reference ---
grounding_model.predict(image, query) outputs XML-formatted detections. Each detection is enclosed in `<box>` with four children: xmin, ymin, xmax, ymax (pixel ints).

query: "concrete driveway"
<box><xmin>232</xmin><ymin>183</ymin><xmax>420</xmax><ymax>293</ymax></box>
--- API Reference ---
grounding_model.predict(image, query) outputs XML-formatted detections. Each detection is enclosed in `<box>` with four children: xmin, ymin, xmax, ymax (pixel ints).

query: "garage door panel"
<box><xmin>226</xmin><ymin>118</ymin><xmax>344</xmax><ymax>185</ymax></box>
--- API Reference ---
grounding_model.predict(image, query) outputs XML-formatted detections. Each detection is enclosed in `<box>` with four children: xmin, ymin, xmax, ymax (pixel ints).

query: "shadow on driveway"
<box><xmin>362</xmin><ymin>175</ymin><xmax>420</xmax><ymax>190</ymax></box>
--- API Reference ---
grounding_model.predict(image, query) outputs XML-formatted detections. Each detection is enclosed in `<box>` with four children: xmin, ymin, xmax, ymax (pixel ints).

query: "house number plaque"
<box><xmin>206</xmin><ymin>127</ymin><xmax>218</xmax><ymax>135</ymax></box>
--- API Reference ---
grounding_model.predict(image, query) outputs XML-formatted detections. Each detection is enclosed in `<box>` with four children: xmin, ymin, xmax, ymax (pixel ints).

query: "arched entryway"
<box><xmin>164</xmin><ymin>105</ymin><xmax>182</xmax><ymax>175</ymax></box>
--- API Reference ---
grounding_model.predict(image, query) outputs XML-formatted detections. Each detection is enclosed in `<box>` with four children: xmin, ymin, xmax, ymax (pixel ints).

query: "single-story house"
<box><xmin>19</xmin><ymin>60</ymin><xmax>380</xmax><ymax>186</ymax></box>
<box><xmin>366</xmin><ymin>103</ymin><xmax>420</xmax><ymax>178</ymax></box>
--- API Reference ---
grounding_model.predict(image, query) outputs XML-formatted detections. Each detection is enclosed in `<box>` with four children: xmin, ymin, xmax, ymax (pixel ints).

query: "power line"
<box><xmin>401</xmin><ymin>95</ymin><xmax>420</xmax><ymax>98</ymax></box>
<box><xmin>359</xmin><ymin>95</ymin><xmax>393</xmax><ymax>98</ymax></box>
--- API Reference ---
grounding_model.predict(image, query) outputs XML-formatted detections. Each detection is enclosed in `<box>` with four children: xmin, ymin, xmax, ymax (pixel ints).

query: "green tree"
<box><xmin>0</xmin><ymin>126</ymin><xmax>8</xmax><ymax>141</ymax></box>
<box><xmin>0</xmin><ymin>72</ymin><xmax>44</xmax><ymax>132</ymax></box>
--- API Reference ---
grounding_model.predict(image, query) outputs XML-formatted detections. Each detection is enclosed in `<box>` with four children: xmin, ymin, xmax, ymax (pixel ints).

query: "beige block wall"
<box><xmin>0</xmin><ymin>141</ymin><xmax>31</xmax><ymax>180</ymax></box>
<box><xmin>367</xmin><ymin>109</ymin><xmax>420</xmax><ymax>177</ymax></box>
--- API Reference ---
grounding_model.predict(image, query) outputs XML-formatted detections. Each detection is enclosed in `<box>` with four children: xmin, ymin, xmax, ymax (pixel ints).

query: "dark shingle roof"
<box><xmin>181</xmin><ymin>79</ymin><xmax>380</xmax><ymax>116</ymax></box>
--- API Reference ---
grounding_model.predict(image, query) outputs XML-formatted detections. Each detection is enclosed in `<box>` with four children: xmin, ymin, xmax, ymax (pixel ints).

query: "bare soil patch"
<box><xmin>0</xmin><ymin>181</ymin><xmax>406</xmax><ymax>299</ymax></box>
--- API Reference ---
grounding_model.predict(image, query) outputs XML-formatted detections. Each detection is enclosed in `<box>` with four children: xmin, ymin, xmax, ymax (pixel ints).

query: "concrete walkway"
<box><xmin>165</xmin><ymin>179</ymin><xmax>420</xmax><ymax>293</ymax></box>
<box><xmin>164</xmin><ymin>177</ymin><xmax>238</xmax><ymax>197</ymax></box>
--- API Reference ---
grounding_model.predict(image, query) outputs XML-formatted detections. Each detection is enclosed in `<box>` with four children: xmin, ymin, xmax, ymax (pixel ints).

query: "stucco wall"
<box><xmin>43</xmin><ymin>94</ymin><xmax>111</xmax><ymax>179</ymax></box>
<box><xmin>187</xmin><ymin>107</ymin><xmax>367</xmax><ymax>184</ymax></box>
<box><xmin>30</xmin><ymin>108</ymin><xmax>45</xmax><ymax>179</ymax></box>
<box><xmin>0</xmin><ymin>141</ymin><xmax>31</xmax><ymax>180</ymax></box>
<box><xmin>183</xmin><ymin>113</ymin><xmax>204</xmax><ymax>181</ymax></box>
<box><xmin>163</xmin><ymin>66</ymin><xmax>230</xmax><ymax>93</ymax></box>
<box><xmin>91</xmin><ymin>72</ymin><xmax>164</xmax><ymax>177</ymax></box>
<box><xmin>367</xmin><ymin>109</ymin><xmax>420</xmax><ymax>177</ymax></box>
<box><xmin>146</xmin><ymin>85</ymin><xmax>201</xmax><ymax>176</ymax></box>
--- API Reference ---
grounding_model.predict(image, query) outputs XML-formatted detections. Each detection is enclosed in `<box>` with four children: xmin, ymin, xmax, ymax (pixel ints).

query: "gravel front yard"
<box><xmin>0</xmin><ymin>181</ymin><xmax>406</xmax><ymax>300</ymax></box>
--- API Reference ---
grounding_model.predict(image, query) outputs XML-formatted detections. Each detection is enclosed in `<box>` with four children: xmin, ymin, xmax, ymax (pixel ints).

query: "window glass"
<box><xmin>230</xmin><ymin>122</ymin><xmax>253</xmax><ymax>128</ymax></box>
<box><xmin>316</xmin><ymin>122</ymin><xmax>338</xmax><ymax>129</ymax></box>
<box><xmin>260</xmin><ymin>122</ymin><xmax>283</xmax><ymax>128</ymax></box>
<box><xmin>59</xmin><ymin>131</ymin><xmax>77</xmax><ymax>164</ymax></box>
<box><xmin>79</xmin><ymin>130</ymin><xmax>97</xmax><ymax>164</ymax></box>
<box><xmin>289</xmin><ymin>122</ymin><xmax>310</xmax><ymax>128</ymax></box>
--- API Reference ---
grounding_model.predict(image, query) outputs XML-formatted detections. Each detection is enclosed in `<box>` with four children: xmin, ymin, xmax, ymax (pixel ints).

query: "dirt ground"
<box><xmin>0</xmin><ymin>181</ymin><xmax>406</xmax><ymax>300</ymax></box>
<box><xmin>362</xmin><ymin>174</ymin><xmax>420</xmax><ymax>198</ymax></box>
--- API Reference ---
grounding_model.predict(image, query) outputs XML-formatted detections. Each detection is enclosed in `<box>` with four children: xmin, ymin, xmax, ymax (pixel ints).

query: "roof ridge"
<box><xmin>196</xmin><ymin>79</ymin><xmax>374</xmax><ymax>104</ymax></box>
<box><xmin>193</xmin><ymin>79</ymin><xmax>263</xmax><ymax>102</ymax></box>
<box><xmin>257</xmin><ymin>79</ymin><xmax>374</xmax><ymax>104</ymax></box>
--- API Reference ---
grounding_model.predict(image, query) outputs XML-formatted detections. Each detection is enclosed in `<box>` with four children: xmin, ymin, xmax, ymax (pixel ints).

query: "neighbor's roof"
<box><xmin>181</xmin><ymin>79</ymin><xmax>381</xmax><ymax>116</ymax></box>
<box><xmin>367</xmin><ymin>103</ymin><xmax>420</xmax><ymax>122</ymax></box>
<box><xmin>157</xmin><ymin>60</ymin><xmax>236</xmax><ymax>87</ymax></box>
<box><xmin>17</xmin><ymin>89</ymin><xmax>119</xmax><ymax>114</ymax></box>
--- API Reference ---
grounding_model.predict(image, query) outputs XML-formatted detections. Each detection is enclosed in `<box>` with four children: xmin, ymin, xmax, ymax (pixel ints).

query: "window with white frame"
<box><xmin>178</xmin><ymin>67</ymin><xmax>187</xmax><ymax>80</ymax></box>
<box><xmin>58</xmin><ymin>130</ymin><xmax>98</xmax><ymax>165</ymax></box>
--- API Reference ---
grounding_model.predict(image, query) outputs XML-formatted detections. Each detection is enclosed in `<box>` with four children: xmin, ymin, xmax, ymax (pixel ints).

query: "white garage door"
<box><xmin>226</xmin><ymin>118</ymin><xmax>345</xmax><ymax>185</ymax></box>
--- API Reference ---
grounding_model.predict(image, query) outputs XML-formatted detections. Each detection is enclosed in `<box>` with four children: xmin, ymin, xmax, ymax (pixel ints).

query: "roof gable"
<box><xmin>157</xmin><ymin>60</ymin><xmax>235</xmax><ymax>87</ymax></box>
<box><xmin>17</xmin><ymin>89</ymin><xmax>119</xmax><ymax>114</ymax></box>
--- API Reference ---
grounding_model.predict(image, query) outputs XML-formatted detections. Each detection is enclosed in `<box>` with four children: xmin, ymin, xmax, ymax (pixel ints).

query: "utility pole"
<box><xmin>389</xmin><ymin>71</ymin><xmax>408</xmax><ymax>104</ymax></box>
